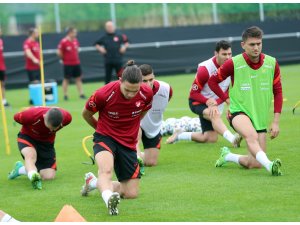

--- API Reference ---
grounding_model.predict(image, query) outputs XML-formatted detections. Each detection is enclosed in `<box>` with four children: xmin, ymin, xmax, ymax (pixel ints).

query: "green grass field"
<box><xmin>1</xmin><ymin>64</ymin><xmax>300</xmax><ymax>222</ymax></box>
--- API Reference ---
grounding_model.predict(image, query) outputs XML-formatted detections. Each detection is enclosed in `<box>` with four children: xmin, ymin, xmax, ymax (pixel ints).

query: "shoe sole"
<box><xmin>81</xmin><ymin>185</ymin><xmax>89</xmax><ymax>196</ymax></box>
<box><xmin>272</xmin><ymin>160</ymin><xmax>282</xmax><ymax>176</ymax></box>
<box><xmin>108</xmin><ymin>194</ymin><xmax>120</xmax><ymax>216</ymax></box>
<box><xmin>31</xmin><ymin>174</ymin><xmax>42</xmax><ymax>190</ymax></box>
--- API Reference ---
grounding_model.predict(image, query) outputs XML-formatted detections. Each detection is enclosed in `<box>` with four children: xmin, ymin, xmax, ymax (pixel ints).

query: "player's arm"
<box><xmin>24</xmin><ymin>48</ymin><xmax>39</xmax><ymax>64</ymax></box>
<box><xmin>208</xmin><ymin>59</ymin><xmax>234</xmax><ymax>105</ymax></box>
<box><xmin>168</xmin><ymin>86</ymin><xmax>173</xmax><ymax>102</ymax></box>
<box><xmin>141</xmin><ymin>90</ymin><xmax>154</xmax><ymax>120</ymax></box>
<box><xmin>94</xmin><ymin>37</ymin><xmax>107</xmax><ymax>55</ymax></box>
<box><xmin>189</xmin><ymin>66</ymin><xmax>214</xmax><ymax>105</ymax></box>
<box><xmin>82</xmin><ymin>108</ymin><xmax>97</xmax><ymax>129</ymax></box>
<box><xmin>14</xmin><ymin>108</ymin><xmax>34</xmax><ymax>125</ymax></box>
<box><xmin>120</xmin><ymin>34</ymin><xmax>129</xmax><ymax>54</ymax></box>
<box><xmin>57</xmin><ymin>43</ymin><xmax>63</xmax><ymax>59</ymax></box>
<box><xmin>270</xmin><ymin>61</ymin><xmax>283</xmax><ymax>139</ymax></box>
<box><xmin>61</xmin><ymin>109</ymin><xmax>72</xmax><ymax>127</ymax></box>
<box><xmin>82</xmin><ymin>91</ymin><xmax>105</xmax><ymax>129</ymax></box>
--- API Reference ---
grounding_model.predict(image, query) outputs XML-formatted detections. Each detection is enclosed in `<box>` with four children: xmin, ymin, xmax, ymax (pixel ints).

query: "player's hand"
<box><xmin>33</xmin><ymin>58</ymin><xmax>40</xmax><ymax>64</ymax></box>
<box><xmin>225</xmin><ymin>98</ymin><xmax>230</xmax><ymax>105</ymax></box>
<box><xmin>226</xmin><ymin>110</ymin><xmax>231</xmax><ymax>122</ymax></box>
<box><xmin>269</xmin><ymin>122</ymin><xmax>280</xmax><ymax>139</ymax></box>
<box><xmin>206</xmin><ymin>98</ymin><xmax>217</xmax><ymax>107</ymax></box>
<box><xmin>208</xmin><ymin>105</ymin><xmax>219</xmax><ymax>119</ymax></box>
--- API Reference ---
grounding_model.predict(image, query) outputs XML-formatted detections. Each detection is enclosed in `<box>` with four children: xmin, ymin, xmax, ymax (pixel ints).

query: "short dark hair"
<box><xmin>121</xmin><ymin>60</ymin><xmax>142</xmax><ymax>84</ymax></box>
<box><xmin>46</xmin><ymin>108</ymin><xmax>63</xmax><ymax>128</ymax></box>
<box><xmin>28</xmin><ymin>27</ymin><xmax>36</xmax><ymax>36</ymax></box>
<box><xmin>215</xmin><ymin>40</ymin><xmax>231</xmax><ymax>52</ymax></box>
<box><xmin>65</xmin><ymin>27</ymin><xmax>76</xmax><ymax>34</ymax></box>
<box><xmin>139</xmin><ymin>64</ymin><xmax>153</xmax><ymax>76</ymax></box>
<box><xmin>242</xmin><ymin>26</ymin><xmax>264</xmax><ymax>42</ymax></box>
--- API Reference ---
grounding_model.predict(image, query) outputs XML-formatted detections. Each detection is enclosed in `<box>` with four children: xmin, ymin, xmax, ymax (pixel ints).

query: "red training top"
<box><xmin>208</xmin><ymin>52</ymin><xmax>283</xmax><ymax>113</ymax></box>
<box><xmin>0</xmin><ymin>38</ymin><xmax>6</xmax><ymax>71</ymax></box>
<box><xmin>14</xmin><ymin>107</ymin><xmax>72</xmax><ymax>143</ymax></box>
<box><xmin>57</xmin><ymin>37</ymin><xmax>80</xmax><ymax>65</ymax></box>
<box><xmin>189</xmin><ymin>56</ymin><xmax>227</xmax><ymax>105</ymax></box>
<box><xmin>85</xmin><ymin>80</ymin><xmax>153</xmax><ymax>151</ymax></box>
<box><xmin>23</xmin><ymin>38</ymin><xmax>40</xmax><ymax>70</ymax></box>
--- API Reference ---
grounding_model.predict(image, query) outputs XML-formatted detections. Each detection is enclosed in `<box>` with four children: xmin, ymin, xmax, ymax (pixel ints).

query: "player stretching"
<box><xmin>208</xmin><ymin>26</ymin><xmax>283</xmax><ymax>176</ymax></box>
<box><xmin>8</xmin><ymin>107</ymin><xmax>72</xmax><ymax>189</ymax></box>
<box><xmin>167</xmin><ymin>40</ymin><xmax>242</xmax><ymax>147</ymax></box>
<box><xmin>136</xmin><ymin>64</ymin><xmax>172</xmax><ymax>173</ymax></box>
<box><xmin>80</xmin><ymin>60</ymin><xmax>153</xmax><ymax>215</ymax></box>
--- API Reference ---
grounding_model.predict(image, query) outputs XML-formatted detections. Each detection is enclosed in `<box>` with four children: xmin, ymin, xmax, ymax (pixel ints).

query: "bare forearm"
<box><xmin>82</xmin><ymin>110</ymin><xmax>97</xmax><ymax>129</ymax></box>
<box><xmin>273</xmin><ymin>112</ymin><xmax>280</xmax><ymax>124</ymax></box>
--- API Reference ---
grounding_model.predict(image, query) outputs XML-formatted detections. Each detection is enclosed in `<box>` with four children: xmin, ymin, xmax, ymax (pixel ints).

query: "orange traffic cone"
<box><xmin>54</xmin><ymin>205</ymin><xmax>86</xmax><ymax>222</ymax></box>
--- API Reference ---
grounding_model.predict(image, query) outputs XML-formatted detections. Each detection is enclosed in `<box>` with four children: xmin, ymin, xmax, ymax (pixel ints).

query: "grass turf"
<box><xmin>0</xmin><ymin>64</ymin><xmax>300</xmax><ymax>221</ymax></box>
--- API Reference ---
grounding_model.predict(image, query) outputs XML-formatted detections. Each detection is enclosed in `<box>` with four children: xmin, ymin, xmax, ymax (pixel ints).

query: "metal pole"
<box><xmin>259</xmin><ymin>3</ymin><xmax>265</xmax><ymax>22</ymax></box>
<box><xmin>162</xmin><ymin>3</ymin><xmax>169</xmax><ymax>27</ymax></box>
<box><xmin>54</xmin><ymin>3</ymin><xmax>61</xmax><ymax>33</ymax></box>
<box><xmin>212</xmin><ymin>3</ymin><xmax>219</xmax><ymax>24</ymax></box>
<box><xmin>110</xmin><ymin>3</ymin><xmax>117</xmax><ymax>28</ymax></box>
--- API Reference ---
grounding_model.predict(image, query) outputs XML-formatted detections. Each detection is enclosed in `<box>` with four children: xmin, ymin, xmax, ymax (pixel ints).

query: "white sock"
<box><xmin>89</xmin><ymin>178</ymin><xmax>98</xmax><ymax>189</ymax></box>
<box><xmin>101</xmin><ymin>189</ymin><xmax>113</xmax><ymax>207</ymax></box>
<box><xmin>223</xmin><ymin>130</ymin><xmax>236</xmax><ymax>143</ymax></box>
<box><xmin>18</xmin><ymin>166</ymin><xmax>27</xmax><ymax>175</ymax></box>
<box><xmin>178</xmin><ymin>132</ymin><xmax>192</xmax><ymax>141</ymax></box>
<box><xmin>225</xmin><ymin>153</ymin><xmax>241</xmax><ymax>165</ymax></box>
<box><xmin>2</xmin><ymin>99</ymin><xmax>7</xmax><ymax>104</ymax></box>
<box><xmin>256</xmin><ymin>151</ymin><xmax>272</xmax><ymax>172</ymax></box>
<box><xmin>1</xmin><ymin>214</ymin><xmax>20</xmax><ymax>222</ymax></box>
<box><xmin>27</xmin><ymin>170</ymin><xmax>37</xmax><ymax>180</ymax></box>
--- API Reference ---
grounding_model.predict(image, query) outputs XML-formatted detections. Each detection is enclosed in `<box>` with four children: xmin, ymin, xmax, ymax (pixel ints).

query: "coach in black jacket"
<box><xmin>94</xmin><ymin>21</ymin><xmax>129</xmax><ymax>84</ymax></box>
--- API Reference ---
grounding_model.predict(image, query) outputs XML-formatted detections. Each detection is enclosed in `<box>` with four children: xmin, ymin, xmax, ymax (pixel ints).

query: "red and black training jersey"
<box><xmin>23</xmin><ymin>38</ymin><xmax>40</xmax><ymax>70</ymax></box>
<box><xmin>0</xmin><ymin>38</ymin><xmax>6</xmax><ymax>71</ymax></box>
<box><xmin>85</xmin><ymin>80</ymin><xmax>153</xmax><ymax>151</ymax></box>
<box><xmin>14</xmin><ymin>107</ymin><xmax>72</xmax><ymax>143</ymax></box>
<box><xmin>57</xmin><ymin>37</ymin><xmax>80</xmax><ymax>65</ymax></box>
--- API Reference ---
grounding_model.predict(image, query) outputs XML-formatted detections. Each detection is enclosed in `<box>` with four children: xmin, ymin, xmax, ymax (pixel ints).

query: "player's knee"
<box><xmin>245</xmin><ymin>133</ymin><xmax>258</xmax><ymax>144</ymax></box>
<box><xmin>145</xmin><ymin>160</ymin><xmax>157</xmax><ymax>167</ymax></box>
<box><xmin>99</xmin><ymin>168</ymin><xmax>114</xmax><ymax>177</ymax></box>
<box><xmin>41</xmin><ymin>173</ymin><xmax>55</xmax><ymax>180</ymax></box>
<box><xmin>122</xmin><ymin>189</ymin><xmax>139</xmax><ymax>199</ymax></box>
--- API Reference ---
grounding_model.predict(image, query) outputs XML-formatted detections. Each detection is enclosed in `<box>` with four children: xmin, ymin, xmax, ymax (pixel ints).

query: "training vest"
<box><xmin>230</xmin><ymin>54</ymin><xmax>276</xmax><ymax>130</ymax></box>
<box><xmin>141</xmin><ymin>80</ymin><xmax>170</xmax><ymax>138</ymax></box>
<box><xmin>198</xmin><ymin>57</ymin><xmax>230</xmax><ymax>113</ymax></box>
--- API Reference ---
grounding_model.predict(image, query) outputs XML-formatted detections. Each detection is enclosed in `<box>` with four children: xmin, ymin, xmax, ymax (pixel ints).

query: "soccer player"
<box><xmin>208</xmin><ymin>26</ymin><xmax>283</xmax><ymax>176</ymax></box>
<box><xmin>0</xmin><ymin>28</ymin><xmax>10</xmax><ymax>107</ymax></box>
<box><xmin>136</xmin><ymin>64</ymin><xmax>172</xmax><ymax>170</ymax></box>
<box><xmin>166</xmin><ymin>40</ymin><xmax>242</xmax><ymax>147</ymax></box>
<box><xmin>94</xmin><ymin>21</ymin><xmax>129</xmax><ymax>84</ymax></box>
<box><xmin>57</xmin><ymin>27</ymin><xmax>86</xmax><ymax>101</ymax></box>
<box><xmin>8</xmin><ymin>107</ymin><xmax>72</xmax><ymax>189</ymax></box>
<box><xmin>0</xmin><ymin>210</ymin><xmax>19</xmax><ymax>222</ymax></box>
<box><xmin>80</xmin><ymin>60</ymin><xmax>153</xmax><ymax>216</ymax></box>
<box><xmin>23</xmin><ymin>27</ymin><xmax>40</xmax><ymax>84</ymax></box>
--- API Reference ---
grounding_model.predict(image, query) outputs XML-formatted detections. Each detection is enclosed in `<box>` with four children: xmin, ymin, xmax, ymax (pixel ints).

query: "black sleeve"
<box><xmin>94</xmin><ymin>36</ymin><xmax>104</xmax><ymax>46</ymax></box>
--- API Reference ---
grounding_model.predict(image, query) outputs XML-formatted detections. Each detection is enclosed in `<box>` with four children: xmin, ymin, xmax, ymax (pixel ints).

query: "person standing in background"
<box><xmin>94</xmin><ymin>21</ymin><xmax>129</xmax><ymax>84</ymax></box>
<box><xmin>57</xmin><ymin>27</ymin><xmax>86</xmax><ymax>101</ymax></box>
<box><xmin>23</xmin><ymin>27</ymin><xmax>40</xmax><ymax>84</ymax></box>
<box><xmin>0</xmin><ymin>28</ymin><xmax>10</xmax><ymax>107</ymax></box>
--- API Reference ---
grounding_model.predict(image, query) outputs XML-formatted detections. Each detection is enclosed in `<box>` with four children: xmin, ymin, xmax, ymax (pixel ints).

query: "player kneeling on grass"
<box><xmin>8</xmin><ymin>107</ymin><xmax>72</xmax><ymax>189</ymax></box>
<box><xmin>136</xmin><ymin>64</ymin><xmax>172</xmax><ymax>174</ymax></box>
<box><xmin>166</xmin><ymin>40</ymin><xmax>242</xmax><ymax>148</ymax></box>
<box><xmin>208</xmin><ymin>26</ymin><xmax>283</xmax><ymax>176</ymax></box>
<box><xmin>80</xmin><ymin>60</ymin><xmax>153</xmax><ymax>215</ymax></box>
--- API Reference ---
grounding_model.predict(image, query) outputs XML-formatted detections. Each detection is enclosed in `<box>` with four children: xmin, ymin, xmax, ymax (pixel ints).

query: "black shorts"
<box><xmin>189</xmin><ymin>100</ymin><xmax>213</xmax><ymax>133</ymax></box>
<box><xmin>228</xmin><ymin>111</ymin><xmax>267</xmax><ymax>133</ymax></box>
<box><xmin>93</xmin><ymin>132</ymin><xmax>140</xmax><ymax>182</ymax></box>
<box><xmin>0</xmin><ymin>70</ymin><xmax>6</xmax><ymax>81</ymax></box>
<box><xmin>17</xmin><ymin>133</ymin><xmax>56</xmax><ymax>171</ymax></box>
<box><xmin>141</xmin><ymin>129</ymin><xmax>162</xmax><ymax>150</ymax></box>
<box><xmin>64</xmin><ymin>65</ymin><xmax>82</xmax><ymax>79</ymax></box>
<box><xmin>27</xmin><ymin>70</ymin><xmax>40</xmax><ymax>82</ymax></box>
